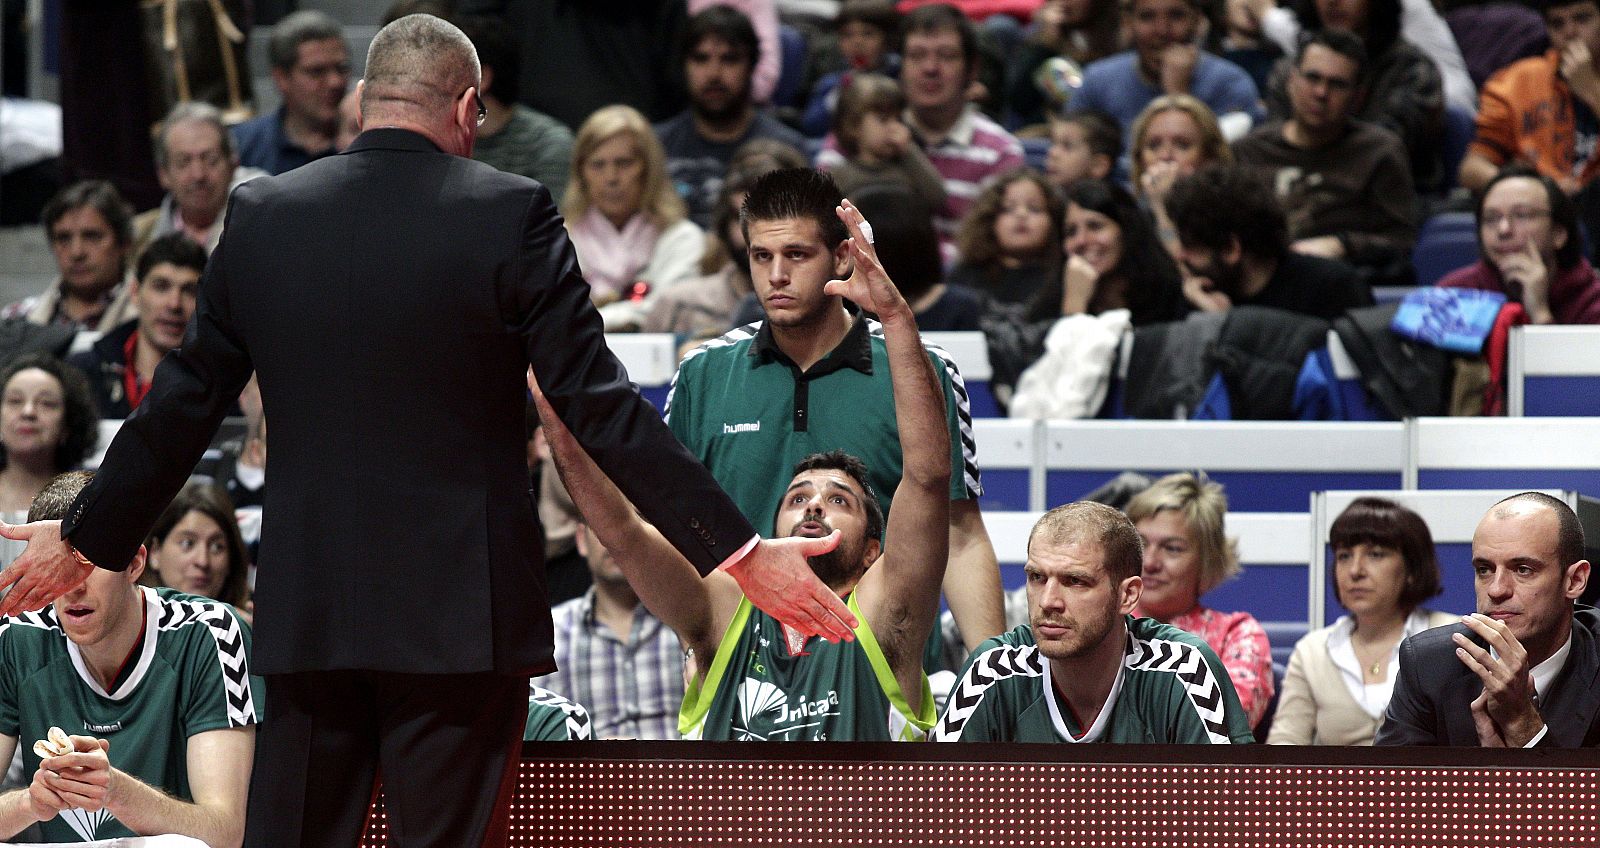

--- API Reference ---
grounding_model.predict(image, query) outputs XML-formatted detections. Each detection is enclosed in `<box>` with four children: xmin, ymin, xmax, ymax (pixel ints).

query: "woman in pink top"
<box><xmin>1126</xmin><ymin>472</ymin><xmax>1275</xmax><ymax>729</ymax></box>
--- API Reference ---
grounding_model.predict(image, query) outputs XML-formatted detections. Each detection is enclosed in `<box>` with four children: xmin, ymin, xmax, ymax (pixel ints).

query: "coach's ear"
<box><xmin>1565</xmin><ymin>559</ymin><xmax>1591</xmax><ymax>601</ymax></box>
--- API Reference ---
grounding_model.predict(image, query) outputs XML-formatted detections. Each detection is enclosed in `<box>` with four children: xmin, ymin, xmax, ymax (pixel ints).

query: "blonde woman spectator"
<box><xmin>564</xmin><ymin>105</ymin><xmax>704</xmax><ymax>331</ymax></box>
<box><xmin>1126</xmin><ymin>473</ymin><xmax>1275</xmax><ymax>728</ymax></box>
<box><xmin>1269</xmin><ymin>498</ymin><xmax>1452</xmax><ymax>745</ymax></box>
<box><xmin>1129</xmin><ymin>95</ymin><xmax>1231</xmax><ymax>259</ymax></box>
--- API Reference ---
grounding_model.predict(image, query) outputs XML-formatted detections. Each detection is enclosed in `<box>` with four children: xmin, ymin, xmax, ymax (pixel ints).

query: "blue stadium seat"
<box><xmin>1412</xmin><ymin>212</ymin><xmax>1479</xmax><ymax>287</ymax></box>
<box><xmin>774</xmin><ymin>25</ymin><xmax>807</xmax><ymax>109</ymax></box>
<box><xmin>1042</xmin><ymin>421</ymin><xmax>1406</xmax><ymax>512</ymax></box>
<box><xmin>924</xmin><ymin>331</ymin><xmax>999</xmax><ymax>419</ymax></box>
<box><xmin>972</xmin><ymin>420</ymin><xmax>1040</xmax><ymax>512</ymax></box>
<box><xmin>1410</xmin><ymin>417</ymin><xmax>1600</xmax><ymax>498</ymax></box>
<box><xmin>607</xmin><ymin>333</ymin><xmax>680</xmax><ymax>412</ymax></box>
<box><xmin>1441</xmin><ymin>103</ymin><xmax>1475</xmax><ymax>192</ymax></box>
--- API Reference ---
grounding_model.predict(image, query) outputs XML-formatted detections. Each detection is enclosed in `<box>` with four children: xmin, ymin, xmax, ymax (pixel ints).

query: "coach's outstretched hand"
<box><xmin>721</xmin><ymin>533</ymin><xmax>857</xmax><ymax>643</ymax></box>
<box><xmin>0</xmin><ymin>520</ymin><xmax>93</xmax><ymax>617</ymax></box>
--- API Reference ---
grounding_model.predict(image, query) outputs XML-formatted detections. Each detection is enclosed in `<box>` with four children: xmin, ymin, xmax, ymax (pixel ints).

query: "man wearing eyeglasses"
<box><xmin>1438</xmin><ymin>165</ymin><xmax>1600</xmax><ymax>324</ymax></box>
<box><xmin>0</xmin><ymin>13</ymin><xmax>856</xmax><ymax>848</ymax></box>
<box><xmin>1232</xmin><ymin>29</ymin><xmax>1419</xmax><ymax>286</ymax></box>
<box><xmin>231</xmin><ymin>10</ymin><xmax>351</xmax><ymax>176</ymax></box>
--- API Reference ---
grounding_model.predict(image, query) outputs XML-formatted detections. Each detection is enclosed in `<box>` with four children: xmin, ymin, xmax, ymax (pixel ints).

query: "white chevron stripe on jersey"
<box><xmin>1126</xmin><ymin>636</ymin><xmax>1230</xmax><ymax>743</ymax></box>
<box><xmin>0</xmin><ymin>607</ymin><xmax>58</xmax><ymax>640</ymax></box>
<box><xmin>531</xmin><ymin>686</ymin><xmax>593</xmax><ymax>740</ymax></box>
<box><xmin>931</xmin><ymin>643</ymin><xmax>1043</xmax><ymax>741</ymax></box>
<box><xmin>663</xmin><ymin>321</ymin><xmax>761</xmax><ymax>422</ymax></box>
<box><xmin>161</xmin><ymin>596</ymin><xmax>256</xmax><ymax>728</ymax></box>
<box><xmin>865</xmin><ymin>320</ymin><xmax>983</xmax><ymax>497</ymax></box>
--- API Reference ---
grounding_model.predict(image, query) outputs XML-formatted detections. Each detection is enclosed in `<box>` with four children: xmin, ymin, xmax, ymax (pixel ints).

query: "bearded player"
<box><xmin>537</xmin><ymin>199</ymin><xmax>949</xmax><ymax>741</ymax></box>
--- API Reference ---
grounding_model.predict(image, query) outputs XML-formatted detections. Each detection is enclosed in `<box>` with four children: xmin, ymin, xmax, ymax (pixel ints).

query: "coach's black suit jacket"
<box><xmin>59</xmin><ymin>129</ymin><xmax>754</xmax><ymax>676</ymax></box>
<box><xmin>1375</xmin><ymin>606</ymin><xmax>1600</xmax><ymax>746</ymax></box>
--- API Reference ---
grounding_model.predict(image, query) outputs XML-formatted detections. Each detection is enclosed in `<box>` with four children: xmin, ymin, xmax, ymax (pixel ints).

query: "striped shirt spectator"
<box><xmin>818</xmin><ymin>105</ymin><xmax>1023</xmax><ymax>264</ymax></box>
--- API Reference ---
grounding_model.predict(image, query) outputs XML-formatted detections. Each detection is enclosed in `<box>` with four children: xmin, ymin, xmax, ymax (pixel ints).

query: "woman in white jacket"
<box><xmin>563</xmin><ymin>105</ymin><xmax>704</xmax><ymax>331</ymax></box>
<box><xmin>1268</xmin><ymin>497</ymin><xmax>1455</xmax><ymax>745</ymax></box>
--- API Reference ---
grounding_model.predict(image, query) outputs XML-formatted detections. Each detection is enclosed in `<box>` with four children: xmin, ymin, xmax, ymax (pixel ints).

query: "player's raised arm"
<box><xmin>530</xmin><ymin>372</ymin><xmax>741</xmax><ymax>654</ymax></box>
<box><xmin>828</xmin><ymin>200</ymin><xmax>951</xmax><ymax>692</ymax></box>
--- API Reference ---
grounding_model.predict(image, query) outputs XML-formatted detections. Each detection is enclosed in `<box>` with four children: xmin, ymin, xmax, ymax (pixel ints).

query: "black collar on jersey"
<box><xmin>749</xmin><ymin>308</ymin><xmax>874</xmax><ymax>380</ymax></box>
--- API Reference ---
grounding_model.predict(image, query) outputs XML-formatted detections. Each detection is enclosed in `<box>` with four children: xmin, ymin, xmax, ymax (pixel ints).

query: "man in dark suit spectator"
<box><xmin>0</xmin><ymin>14</ymin><xmax>854</xmax><ymax>847</ymax></box>
<box><xmin>231</xmin><ymin>11</ymin><xmax>351</xmax><ymax>175</ymax></box>
<box><xmin>1377</xmin><ymin>492</ymin><xmax>1599</xmax><ymax>747</ymax></box>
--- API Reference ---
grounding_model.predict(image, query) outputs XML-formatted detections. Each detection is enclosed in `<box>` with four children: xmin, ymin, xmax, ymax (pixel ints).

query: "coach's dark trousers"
<box><xmin>244</xmin><ymin>670</ymin><xmax>527</xmax><ymax>848</ymax></box>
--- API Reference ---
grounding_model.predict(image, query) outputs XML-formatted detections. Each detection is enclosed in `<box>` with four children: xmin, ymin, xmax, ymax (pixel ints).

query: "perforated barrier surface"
<box><xmin>359</xmin><ymin>743</ymin><xmax>1600</xmax><ymax>846</ymax></box>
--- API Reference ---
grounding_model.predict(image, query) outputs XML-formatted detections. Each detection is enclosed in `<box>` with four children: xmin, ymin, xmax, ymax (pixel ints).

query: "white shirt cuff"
<box><xmin>716</xmin><ymin>534</ymin><xmax>761</xmax><ymax>573</ymax></box>
<box><xmin>1521</xmin><ymin>723</ymin><xmax>1549</xmax><ymax>748</ymax></box>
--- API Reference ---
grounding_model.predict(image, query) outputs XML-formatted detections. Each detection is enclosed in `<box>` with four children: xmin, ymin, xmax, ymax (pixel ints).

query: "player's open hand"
<box><xmin>0</xmin><ymin>519</ymin><xmax>93</xmax><ymax>617</ymax></box>
<box><xmin>824</xmin><ymin>199</ymin><xmax>911</xmax><ymax>325</ymax></box>
<box><xmin>722</xmin><ymin>534</ymin><xmax>858</xmax><ymax>643</ymax></box>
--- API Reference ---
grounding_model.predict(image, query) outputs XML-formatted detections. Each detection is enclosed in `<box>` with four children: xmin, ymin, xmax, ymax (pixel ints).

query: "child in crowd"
<box><xmin>1044</xmin><ymin>110</ymin><xmax>1120</xmax><ymax>191</ymax></box>
<box><xmin>828</xmin><ymin>73</ymin><xmax>947</xmax><ymax>213</ymax></box>
<box><xmin>802</xmin><ymin>0</ymin><xmax>902</xmax><ymax>136</ymax></box>
<box><xmin>949</xmin><ymin>169</ymin><xmax>1064</xmax><ymax>305</ymax></box>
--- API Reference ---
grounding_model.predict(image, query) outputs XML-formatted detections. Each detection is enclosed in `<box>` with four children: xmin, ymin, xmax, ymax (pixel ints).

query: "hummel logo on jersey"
<box><xmin>83</xmin><ymin>720</ymin><xmax>121</xmax><ymax>734</ymax></box>
<box><xmin>722</xmin><ymin>421</ymin><xmax>761</xmax><ymax>434</ymax></box>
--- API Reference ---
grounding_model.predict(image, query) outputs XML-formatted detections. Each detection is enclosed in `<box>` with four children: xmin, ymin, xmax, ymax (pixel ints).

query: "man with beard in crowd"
<box><xmin>1164</xmin><ymin>163</ymin><xmax>1372</xmax><ymax>320</ymax></box>
<box><xmin>654</xmin><ymin>5</ymin><xmax>805</xmax><ymax>228</ymax></box>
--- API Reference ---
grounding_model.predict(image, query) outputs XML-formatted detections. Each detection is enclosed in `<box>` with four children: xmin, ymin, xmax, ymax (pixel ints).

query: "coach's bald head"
<box><xmin>357</xmin><ymin>14</ymin><xmax>482</xmax><ymax>156</ymax></box>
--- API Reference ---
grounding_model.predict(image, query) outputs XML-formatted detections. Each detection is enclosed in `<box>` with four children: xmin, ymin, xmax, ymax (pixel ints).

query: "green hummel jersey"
<box><xmin>681</xmin><ymin>593</ymin><xmax>934</xmax><ymax>741</ymax></box>
<box><xmin>664</xmin><ymin>317</ymin><xmax>980</xmax><ymax>537</ymax></box>
<box><xmin>525</xmin><ymin>686</ymin><xmax>592</xmax><ymax>741</ymax></box>
<box><xmin>932</xmin><ymin>618</ymin><xmax>1255</xmax><ymax>744</ymax></box>
<box><xmin>0</xmin><ymin>587</ymin><xmax>264</xmax><ymax>842</ymax></box>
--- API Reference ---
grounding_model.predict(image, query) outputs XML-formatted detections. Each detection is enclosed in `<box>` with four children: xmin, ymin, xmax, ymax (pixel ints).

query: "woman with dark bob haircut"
<box><xmin>142</xmin><ymin>483</ymin><xmax>253</xmax><ymax>616</ymax></box>
<box><xmin>1268</xmin><ymin>497</ymin><xmax>1452</xmax><ymax>745</ymax></box>
<box><xmin>0</xmin><ymin>353</ymin><xmax>98</xmax><ymax>516</ymax></box>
